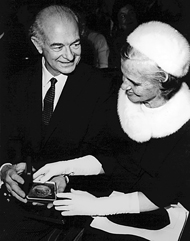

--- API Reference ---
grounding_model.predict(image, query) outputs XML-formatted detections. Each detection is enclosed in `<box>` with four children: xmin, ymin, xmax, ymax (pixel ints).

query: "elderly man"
<box><xmin>0</xmin><ymin>4</ymin><xmax>112</xmax><ymax>241</ymax></box>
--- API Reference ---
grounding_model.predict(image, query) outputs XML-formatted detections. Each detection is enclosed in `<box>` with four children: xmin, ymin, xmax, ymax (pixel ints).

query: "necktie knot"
<box><xmin>50</xmin><ymin>77</ymin><xmax>57</xmax><ymax>86</ymax></box>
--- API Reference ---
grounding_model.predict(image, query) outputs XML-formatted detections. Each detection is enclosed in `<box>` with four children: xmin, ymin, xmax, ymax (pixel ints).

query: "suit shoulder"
<box><xmin>76</xmin><ymin>62</ymin><xmax>101</xmax><ymax>77</ymax></box>
<box><xmin>9</xmin><ymin>57</ymin><xmax>42</xmax><ymax>81</ymax></box>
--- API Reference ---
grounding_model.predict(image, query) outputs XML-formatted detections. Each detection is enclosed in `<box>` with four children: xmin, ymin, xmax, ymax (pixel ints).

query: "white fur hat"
<box><xmin>127</xmin><ymin>21</ymin><xmax>190</xmax><ymax>77</ymax></box>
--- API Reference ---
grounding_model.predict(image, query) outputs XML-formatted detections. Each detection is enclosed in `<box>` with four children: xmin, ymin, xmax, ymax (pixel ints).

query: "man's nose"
<box><xmin>62</xmin><ymin>46</ymin><xmax>74</xmax><ymax>61</ymax></box>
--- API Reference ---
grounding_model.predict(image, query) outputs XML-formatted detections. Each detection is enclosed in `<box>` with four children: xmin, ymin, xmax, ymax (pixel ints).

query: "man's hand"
<box><xmin>1</xmin><ymin>163</ymin><xmax>27</xmax><ymax>203</ymax></box>
<box><xmin>46</xmin><ymin>175</ymin><xmax>67</xmax><ymax>209</ymax></box>
<box><xmin>51</xmin><ymin>175</ymin><xmax>67</xmax><ymax>193</ymax></box>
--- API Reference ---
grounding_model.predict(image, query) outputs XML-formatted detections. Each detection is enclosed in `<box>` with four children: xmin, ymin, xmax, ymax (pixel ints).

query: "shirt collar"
<box><xmin>42</xmin><ymin>57</ymin><xmax>68</xmax><ymax>87</ymax></box>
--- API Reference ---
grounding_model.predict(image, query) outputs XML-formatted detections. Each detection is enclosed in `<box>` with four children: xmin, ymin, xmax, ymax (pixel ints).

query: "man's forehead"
<box><xmin>44</xmin><ymin>15</ymin><xmax>77</xmax><ymax>30</ymax></box>
<box><xmin>43</xmin><ymin>17</ymin><xmax>79</xmax><ymax>42</ymax></box>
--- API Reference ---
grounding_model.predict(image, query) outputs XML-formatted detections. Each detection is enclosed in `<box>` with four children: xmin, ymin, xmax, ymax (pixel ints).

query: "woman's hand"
<box><xmin>33</xmin><ymin>155</ymin><xmax>102</xmax><ymax>183</ymax></box>
<box><xmin>33</xmin><ymin>161</ymin><xmax>71</xmax><ymax>182</ymax></box>
<box><xmin>53</xmin><ymin>189</ymin><xmax>99</xmax><ymax>216</ymax></box>
<box><xmin>54</xmin><ymin>189</ymin><xmax>141</xmax><ymax>216</ymax></box>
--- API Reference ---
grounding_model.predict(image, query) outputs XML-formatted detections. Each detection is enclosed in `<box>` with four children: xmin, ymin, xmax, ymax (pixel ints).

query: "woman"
<box><xmin>34</xmin><ymin>21</ymin><xmax>190</xmax><ymax>240</ymax></box>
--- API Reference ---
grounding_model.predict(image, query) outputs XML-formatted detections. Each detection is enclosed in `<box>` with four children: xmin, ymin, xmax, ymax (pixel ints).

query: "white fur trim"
<box><xmin>117</xmin><ymin>83</ymin><xmax>190</xmax><ymax>142</ymax></box>
<box><xmin>127</xmin><ymin>21</ymin><xmax>190</xmax><ymax>77</ymax></box>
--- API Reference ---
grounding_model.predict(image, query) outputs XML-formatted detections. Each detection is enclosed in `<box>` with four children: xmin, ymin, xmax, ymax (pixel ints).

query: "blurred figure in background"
<box><xmin>84</xmin><ymin>13</ymin><xmax>110</xmax><ymax>69</ymax></box>
<box><xmin>109</xmin><ymin>3</ymin><xmax>138</xmax><ymax>68</ymax></box>
<box><xmin>70</xmin><ymin>3</ymin><xmax>96</xmax><ymax>67</ymax></box>
<box><xmin>95</xmin><ymin>0</ymin><xmax>114</xmax><ymax>49</ymax></box>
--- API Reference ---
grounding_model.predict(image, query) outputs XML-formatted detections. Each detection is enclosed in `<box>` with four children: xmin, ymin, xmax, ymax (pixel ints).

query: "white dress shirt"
<box><xmin>42</xmin><ymin>58</ymin><xmax>68</xmax><ymax>110</ymax></box>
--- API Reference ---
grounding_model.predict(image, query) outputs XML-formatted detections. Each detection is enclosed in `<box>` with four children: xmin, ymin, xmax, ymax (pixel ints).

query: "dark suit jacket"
<box><xmin>0</xmin><ymin>59</ymin><xmax>115</xmax><ymax>237</ymax></box>
<box><xmin>99</xmin><ymin>80</ymin><xmax>190</xmax><ymax>209</ymax></box>
<box><xmin>4</xmin><ymin>59</ymin><xmax>112</xmax><ymax>170</ymax></box>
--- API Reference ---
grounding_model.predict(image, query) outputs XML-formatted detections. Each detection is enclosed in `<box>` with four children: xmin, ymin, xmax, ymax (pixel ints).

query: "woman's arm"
<box><xmin>53</xmin><ymin>189</ymin><xmax>159</xmax><ymax>217</ymax></box>
<box><xmin>33</xmin><ymin>155</ymin><xmax>104</xmax><ymax>182</ymax></box>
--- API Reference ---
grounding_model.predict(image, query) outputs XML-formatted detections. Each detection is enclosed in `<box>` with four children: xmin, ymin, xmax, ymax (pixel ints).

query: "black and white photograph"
<box><xmin>0</xmin><ymin>0</ymin><xmax>190</xmax><ymax>240</ymax></box>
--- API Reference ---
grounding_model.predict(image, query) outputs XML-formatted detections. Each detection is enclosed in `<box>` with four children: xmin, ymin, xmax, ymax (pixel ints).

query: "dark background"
<box><xmin>1</xmin><ymin>0</ymin><xmax>190</xmax><ymax>77</ymax></box>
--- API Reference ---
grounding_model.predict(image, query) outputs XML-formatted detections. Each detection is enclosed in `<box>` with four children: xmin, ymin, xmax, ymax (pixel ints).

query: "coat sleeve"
<box><xmin>139</xmin><ymin>121</ymin><xmax>190</xmax><ymax>209</ymax></box>
<box><xmin>81</xmin><ymin>72</ymin><xmax>122</xmax><ymax>175</ymax></box>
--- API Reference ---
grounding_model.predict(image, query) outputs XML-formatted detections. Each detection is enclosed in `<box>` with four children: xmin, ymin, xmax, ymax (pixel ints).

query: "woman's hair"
<box><xmin>29</xmin><ymin>5</ymin><xmax>78</xmax><ymax>43</ymax></box>
<box><xmin>121</xmin><ymin>43</ymin><xmax>182</xmax><ymax>100</ymax></box>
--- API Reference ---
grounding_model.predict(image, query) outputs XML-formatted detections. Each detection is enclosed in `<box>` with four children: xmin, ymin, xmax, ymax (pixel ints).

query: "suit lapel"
<box><xmin>42</xmin><ymin>63</ymin><xmax>88</xmax><ymax>146</ymax></box>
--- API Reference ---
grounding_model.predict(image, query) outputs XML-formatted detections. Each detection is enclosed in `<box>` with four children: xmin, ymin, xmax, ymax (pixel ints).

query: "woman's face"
<box><xmin>121</xmin><ymin>59</ymin><xmax>162</xmax><ymax>107</ymax></box>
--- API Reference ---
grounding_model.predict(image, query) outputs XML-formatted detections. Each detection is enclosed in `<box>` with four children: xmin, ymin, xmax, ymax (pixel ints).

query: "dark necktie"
<box><xmin>42</xmin><ymin>77</ymin><xmax>57</xmax><ymax>125</ymax></box>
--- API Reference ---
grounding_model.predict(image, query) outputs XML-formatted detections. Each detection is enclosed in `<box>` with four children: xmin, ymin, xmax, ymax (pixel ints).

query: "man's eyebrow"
<box><xmin>50</xmin><ymin>39</ymin><xmax>81</xmax><ymax>47</ymax></box>
<box><xmin>50</xmin><ymin>43</ymin><xmax>63</xmax><ymax>47</ymax></box>
<box><xmin>70</xmin><ymin>38</ymin><xmax>81</xmax><ymax>45</ymax></box>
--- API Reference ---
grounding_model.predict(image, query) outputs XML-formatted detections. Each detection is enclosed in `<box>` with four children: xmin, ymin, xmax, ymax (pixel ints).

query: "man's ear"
<box><xmin>31</xmin><ymin>36</ymin><xmax>43</xmax><ymax>54</ymax></box>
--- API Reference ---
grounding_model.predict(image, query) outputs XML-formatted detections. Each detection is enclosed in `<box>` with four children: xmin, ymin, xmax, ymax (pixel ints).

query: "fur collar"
<box><xmin>117</xmin><ymin>83</ymin><xmax>190</xmax><ymax>143</ymax></box>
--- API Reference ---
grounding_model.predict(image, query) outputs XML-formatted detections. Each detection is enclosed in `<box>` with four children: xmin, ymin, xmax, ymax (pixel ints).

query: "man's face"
<box><xmin>36</xmin><ymin>17</ymin><xmax>81</xmax><ymax>76</ymax></box>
